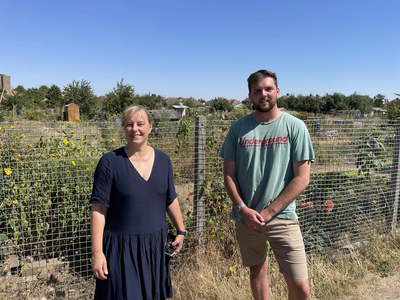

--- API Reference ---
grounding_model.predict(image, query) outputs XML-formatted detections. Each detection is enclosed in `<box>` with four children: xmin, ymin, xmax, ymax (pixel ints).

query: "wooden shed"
<box><xmin>64</xmin><ymin>103</ymin><xmax>80</xmax><ymax>122</ymax></box>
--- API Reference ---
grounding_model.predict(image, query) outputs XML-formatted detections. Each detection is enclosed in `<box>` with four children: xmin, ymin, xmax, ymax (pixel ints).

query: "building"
<box><xmin>0</xmin><ymin>74</ymin><xmax>11</xmax><ymax>93</ymax></box>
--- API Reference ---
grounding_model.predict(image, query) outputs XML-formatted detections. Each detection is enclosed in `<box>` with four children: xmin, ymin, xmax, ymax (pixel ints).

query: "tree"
<box><xmin>320</xmin><ymin>93</ymin><xmax>348</xmax><ymax>113</ymax></box>
<box><xmin>183</xmin><ymin>98</ymin><xmax>196</xmax><ymax>108</ymax></box>
<box><xmin>63</xmin><ymin>80</ymin><xmax>101</xmax><ymax>115</ymax></box>
<box><xmin>373</xmin><ymin>94</ymin><xmax>385</xmax><ymax>108</ymax></box>
<box><xmin>387</xmin><ymin>99</ymin><xmax>400</xmax><ymax>120</ymax></box>
<box><xmin>2</xmin><ymin>93</ymin><xmax>26</xmax><ymax>115</ymax></box>
<box><xmin>348</xmin><ymin>93</ymin><xmax>373</xmax><ymax>114</ymax></box>
<box><xmin>46</xmin><ymin>84</ymin><xmax>64</xmax><ymax>108</ymax></box>
<box><xmin>13</xmin><ymin>85</ymin><xmax>26</xmax><ymax>94</ymax></box>
<box><xmin>135</xmin><ymin>93</ymin><xmax>164</xmax><ymax>110</ymax></box>
<box><xmin>25</xmin><ymin>88</ymin><xmax>47</xmax><ymax>108</ymax></box>
<box><xmin>213</xmin><ymin>99</ymin><xmax>232</xmax><ymax>111</ymax></box>
<box><xmin>106</xmin><ymin>79</ymin><xmax>136</xmax><ymax>115</ymax></box>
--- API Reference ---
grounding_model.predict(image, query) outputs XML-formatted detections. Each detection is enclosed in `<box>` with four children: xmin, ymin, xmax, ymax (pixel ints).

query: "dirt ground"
<box><xmin>337</xmin><ymin>271</ymin><xmax>400</xmax><ymax>300</ymax></box>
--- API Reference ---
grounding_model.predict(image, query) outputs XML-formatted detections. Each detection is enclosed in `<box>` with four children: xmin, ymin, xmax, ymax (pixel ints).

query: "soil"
<box><xmin>338</xmin><ymin>271</ymin><xmax>400</xmax><ymax>300</ymax></box>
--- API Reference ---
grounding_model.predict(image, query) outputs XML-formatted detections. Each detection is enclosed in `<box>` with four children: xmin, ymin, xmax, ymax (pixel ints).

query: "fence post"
<box><xmin>388</xmin><ymin>118</ymin><xmax>400</xmax><ymax>233</ymax></box>
<box><xmin>193</xmin><ymin>115</ymin><xmax>206</xmax><ymax>237</ymax></box>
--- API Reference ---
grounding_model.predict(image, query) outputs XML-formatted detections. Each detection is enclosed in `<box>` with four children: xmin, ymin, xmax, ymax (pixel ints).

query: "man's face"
<box><xmin>249</xmin><ymin>77</ymin><xmax>280</xmax><ymax>113</ymax></box>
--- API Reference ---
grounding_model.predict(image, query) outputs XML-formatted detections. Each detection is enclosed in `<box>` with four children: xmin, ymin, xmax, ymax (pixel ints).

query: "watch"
<box><xmin>235</xmin><ymin>203</ymin><xmax>246</xmax><ymax>213</ymax></box>
<box><xmin>177</xmin><ymin>230</ymin><xmax>187</xmax><ymax>236</ymax></box>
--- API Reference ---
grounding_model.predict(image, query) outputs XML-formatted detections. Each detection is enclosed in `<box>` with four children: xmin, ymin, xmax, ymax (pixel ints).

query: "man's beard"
<box><xmin>253</xmin><ymin>99</ymin><xmax>276</xmax><ymax>113</ymax></box>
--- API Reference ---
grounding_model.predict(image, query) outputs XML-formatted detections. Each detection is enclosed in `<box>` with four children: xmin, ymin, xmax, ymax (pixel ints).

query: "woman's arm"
<box><xmin>91</xmin><ymin>203</ymin><xmax>109</xmax><ymax>280</ymax></box>
<box><xmin>166</xmin><ymin>198</ymin><xmax>185</xmax><ymax>254</ymax></box>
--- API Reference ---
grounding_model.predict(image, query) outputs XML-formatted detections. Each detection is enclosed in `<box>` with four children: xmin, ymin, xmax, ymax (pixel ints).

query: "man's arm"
<box><xmin>223</xmin><ymin>158</ymin><xmax>265</xmax><ymax>229</ymax></box>
<box><xmin>260</xmin><ymin>159</ymin><xmax>311</xmax><ymax>222</ymax></box>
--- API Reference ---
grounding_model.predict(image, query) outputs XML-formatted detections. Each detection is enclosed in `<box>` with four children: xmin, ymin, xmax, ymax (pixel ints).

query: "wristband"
<box><xmin>177</xmin><ymin>230</ymin><xmax>187</xmax><ymax>236</ymax></box>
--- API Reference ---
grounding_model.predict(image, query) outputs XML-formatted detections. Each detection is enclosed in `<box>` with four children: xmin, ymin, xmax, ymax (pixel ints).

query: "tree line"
<box><xmin>1</xmin><ymin>77</ymin><xmax>398</xmax><ymax>120</ymax></box>
<box><xmin>0</xmin><ymin>79</ymin><xmax>166</xmax><ymax>119</ymax></box>
<box><xmin>277</xmin><ymin>93</ymin><xmax>386</xmax><ymax>114</ymax></box>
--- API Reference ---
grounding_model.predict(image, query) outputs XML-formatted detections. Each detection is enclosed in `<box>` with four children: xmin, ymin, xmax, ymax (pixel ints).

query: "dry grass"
<box><xmin>171</xmin><ymin>218</ymin><xmax>400</xmax><ymax>300</ymax></box>
<box><xmin>2</xmin><ymin>220</ymin><xmax>400</xmax><ymax>299</ymax></box>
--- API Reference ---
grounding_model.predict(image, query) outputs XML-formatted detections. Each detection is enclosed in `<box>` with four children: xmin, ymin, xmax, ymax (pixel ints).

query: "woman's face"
<box><xmin>123</xmin><ymin>111</ymin><xmax>152</xmax><ymax>146</ymax></box>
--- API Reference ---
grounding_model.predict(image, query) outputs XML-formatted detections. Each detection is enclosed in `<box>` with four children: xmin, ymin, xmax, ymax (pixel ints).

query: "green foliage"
<box><xmin>46</xmin><ymin>84</ymin><xmax>64</xmax><ymax>108</ymax></box>
<box><xmin>183</xmin><ymin>99</ymin><xmax>196</xmax><ymax>108</ymax></box>
<box><xmin>201</xmin><ymin>175</ymin><xmax>231</xmax><ymax>241</ymax></box>
<box><xmin>106</xmin><ymin>78</ymin><xmax>136</xmax><ymax>115</ymax></box>
<box><xmin>373</xmin><ymin>94</ymin><xmax>386</xmax><ymax>108</ymax></box>
<box><xmin>348</xmin><ymin>93</ymin><xmax>373</xmax><ymax>114</ymax></box>
<box><xmin>355</xmin><ymin>135</ymin><xmax>386</xmax><ymax>178</ymax></box>
<box><xmin>213</xmin><ymin>99</ymin><xmax>232</xmax><ymax>112</ymax></box>
<box><xmin>63</xmin><ymin>79</ymin><xmax>101</xmax><ymax>115</ymax></box>
<box><xmin>387</xmin><ymin>99</ymin><xmax>400</xmax><ymax>120</ymax></box>
<box><xmin>134</xmin><ymin>93</ymin><xmax>164</xmax><ymax>109</ymax></box>
<box><xmin>0</xmin><ymin>124</ymin><xmax>108</xmax><ymax>261</ymax></box>
<box><xmin>175</xmin><ymin>117</ymin><xmax>193</xmax><ymax>148</ymax></box>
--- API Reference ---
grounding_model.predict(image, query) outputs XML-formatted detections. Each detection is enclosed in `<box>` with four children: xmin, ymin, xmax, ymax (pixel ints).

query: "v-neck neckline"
<box><xmin>124</xmin><ymin>147</ymin><xmax>156</xmax><ymax>182</ymax></box>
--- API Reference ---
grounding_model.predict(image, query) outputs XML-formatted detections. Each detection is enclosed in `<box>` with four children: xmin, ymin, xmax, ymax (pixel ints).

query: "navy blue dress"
<box><xmin>90</xmin><ymin>147</ymin><xmax>177</xmax><ymax>300</ymax></box>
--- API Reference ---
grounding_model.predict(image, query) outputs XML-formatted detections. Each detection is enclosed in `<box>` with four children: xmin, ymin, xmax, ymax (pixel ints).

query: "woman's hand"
<box><xmin>171</xmin><ymin>235</ymin><xmax>184</xmax><ymax>255</ymax></box>
<box><xmin>92</xmin><ymin>252</ymin><xmax>108</xmax><ymax>280</ymax></box>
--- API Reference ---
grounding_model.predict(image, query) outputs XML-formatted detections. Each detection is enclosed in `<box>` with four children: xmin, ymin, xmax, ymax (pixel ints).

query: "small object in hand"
<box><xmin>165</xmin><ymin>233</ymin><xmax>177</xmax><ymax>257</ymax></box>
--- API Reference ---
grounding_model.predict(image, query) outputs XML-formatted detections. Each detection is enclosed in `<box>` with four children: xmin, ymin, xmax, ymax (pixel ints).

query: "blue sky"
<box><xmin>2</xmin><ymin>0</ymin><xmax>399</xmax><ymax>101</ymax></box>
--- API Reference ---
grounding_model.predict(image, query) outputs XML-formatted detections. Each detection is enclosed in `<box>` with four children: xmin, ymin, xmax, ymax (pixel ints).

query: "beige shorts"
<box><xmin>235</xmin><ymin>218</ymin><xmax>308</xmax><ymax>280</ymax></box>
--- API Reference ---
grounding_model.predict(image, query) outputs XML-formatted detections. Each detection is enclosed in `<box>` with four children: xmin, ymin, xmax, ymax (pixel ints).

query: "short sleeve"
<box><xmin>166</xmin><ymin>156</ymin><xmax>177</xmax><ymax>207</ymax></box>
<box><xmin>219</xmin><ymin>124</ymin><xmax>237</xmax><ymax>161</ymax></box>
<box><xmin>291</xmin><ymin>121</ymin><xmax>315</xmax><ymax>163</ymax></box>
<box><xmin>90</xmin><ymin>154</ymin><xmax>113</xmax><ymax>207</ymax></box>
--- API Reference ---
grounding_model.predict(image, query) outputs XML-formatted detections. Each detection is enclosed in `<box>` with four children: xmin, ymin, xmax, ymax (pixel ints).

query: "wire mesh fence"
<box><xmin>0</xmin><ymin>116</ymin><xmax>399</xmax><ymax>298</ymax></box>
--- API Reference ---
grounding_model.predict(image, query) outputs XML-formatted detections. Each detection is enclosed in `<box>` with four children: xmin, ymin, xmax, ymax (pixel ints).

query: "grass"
<box><xmin>171</xmin><ymin>215</ymin><xmax>400</xmax><ymax>300</ymax></box>
<box><xmin>1</xmin><ymin>216</ymin><xmax>400</xmax><ymax>299</ymax></box>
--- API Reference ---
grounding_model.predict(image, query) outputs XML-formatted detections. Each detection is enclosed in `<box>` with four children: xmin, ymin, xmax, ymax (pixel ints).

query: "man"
<box><xmin>219</xmin><ymin>70</ymin><xmax>314</xmax><ymax>300</ymax></box>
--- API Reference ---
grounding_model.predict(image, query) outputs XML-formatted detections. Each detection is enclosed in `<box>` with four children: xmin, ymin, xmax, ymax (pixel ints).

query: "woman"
<box><xmin>90</xmin><ymin>105</ymin><xmax>186</xmax><ymax>299</ymax></box>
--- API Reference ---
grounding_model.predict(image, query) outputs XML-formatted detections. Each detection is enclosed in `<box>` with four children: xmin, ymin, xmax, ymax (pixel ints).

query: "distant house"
<box><xmin>372</xmin><ymin>107</ymin><xmax>387</xmax><ymax>116</ymax></box>
<box><xmin>169</xmin><ymin>104</ymin><xmax>189</xmax><ymax>117</ymax></box>
<box><xmin>242</xmin><ymin>98</ymin><xmax>251</xmax><ymax>105</ymax></box>
<box><xmin>165</xmin><ymin>97</ymin><xmax>202</xmax><ymax>107</ymax></box>
<box><xmin>150</xmin><ymin>108</ymin><xmax>180</xmax><ymax>121</ymax></box>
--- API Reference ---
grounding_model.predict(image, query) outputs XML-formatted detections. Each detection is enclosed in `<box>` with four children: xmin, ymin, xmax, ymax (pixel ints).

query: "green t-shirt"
<box><xmin>219</xmin><ymin>112</ymin><xmax>315</xmax><ymax>221</ymax></box>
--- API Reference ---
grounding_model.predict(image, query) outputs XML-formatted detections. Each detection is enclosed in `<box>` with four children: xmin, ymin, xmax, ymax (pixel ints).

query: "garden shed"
<box><xmin>64</xmin><ymin>103</ymin><xmax>80</xmax><ymax>122</ymax></box>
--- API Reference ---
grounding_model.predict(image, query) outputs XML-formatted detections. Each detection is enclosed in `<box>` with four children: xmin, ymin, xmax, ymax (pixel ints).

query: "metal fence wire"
<box><xmin>0</xmin><ymin>116</ymin><xmax>399</xmax><ymax>298</ymax></box>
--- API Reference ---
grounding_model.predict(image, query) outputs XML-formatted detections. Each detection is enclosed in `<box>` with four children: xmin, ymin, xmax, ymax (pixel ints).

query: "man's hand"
<box><xmin>240</xmin><ymin>207</ymin><xmax>265</xmax><ymax>230</ymax></box>
<box><xmin>260</xmin><ymin>206</ymin><xmax>275</xmax><ymax>224</ymax></box>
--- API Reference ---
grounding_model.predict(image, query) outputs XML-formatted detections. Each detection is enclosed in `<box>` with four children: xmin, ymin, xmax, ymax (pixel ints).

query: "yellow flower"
<box><xmin>29</xmin><ymin>144</ymin><xmax>32</xmax><ymax>147</ymax></box>
<box><xmin>4</xmin><ymin>168</ymin><xmax>12</xmax><ymax>175</ymax></box>
<box><xmin>5</xmin><ymin>198</ymin><xmax>10</xmax><ymax>202</ymax></box>
<box><xmin>71</xmin><ymin>142</ymin><xmax>75</xmax><ymax>147</ymax></box>
<box><xmin>10</xmin><ymin>125</ymin><xmax>14</xmax><ymax>129</ymax></box>
<box><xmin>13</xmin><ymin>201</ymin><xmax>18</xmax><ymax>205</ymax></box>
<box><xmin>21</xmin><ymin>184</ymin><xmax>25</xmax><ymax>187</ymax></box>
<box><xmin>112</xmin><ymin>138</ymin><xmax>116</xmax><ymax>142</ymax></box>
<box><xmin>71</xmin><ymin>161</ymin><xmax>76</xmax><ymax>166</ymax></box>
<box><xmin>35</xmin><ymin>183</ymin><xmax>38</xmax><ymax>187</ymax></box>
<box><xmin>13</xmin><ymin>186</ymin><xmax>17</xmax><ymax>189</ymax></box>
<box><xmin>63</xmin><ymin>139</ymin><xmax>68</xmax><ymax>145</ymax></box>
<box><xmin>86</xmin><ymin>167</ymin><xmax>90</xmax><ymax>170</ymax></box>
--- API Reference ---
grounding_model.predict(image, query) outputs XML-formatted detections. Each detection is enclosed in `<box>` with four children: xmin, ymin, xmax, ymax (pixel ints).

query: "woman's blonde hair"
<box><xmin>121</xmin><ymin>105</ymin><xmax>153</xmax><ymax>126</ymax></box>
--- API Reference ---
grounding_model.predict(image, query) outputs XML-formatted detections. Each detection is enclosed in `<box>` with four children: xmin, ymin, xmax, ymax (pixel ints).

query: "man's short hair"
<box><xmin>247</xmin><ymin>70</ymin><xmax>278</xmax><ymax>93</ymax></box>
